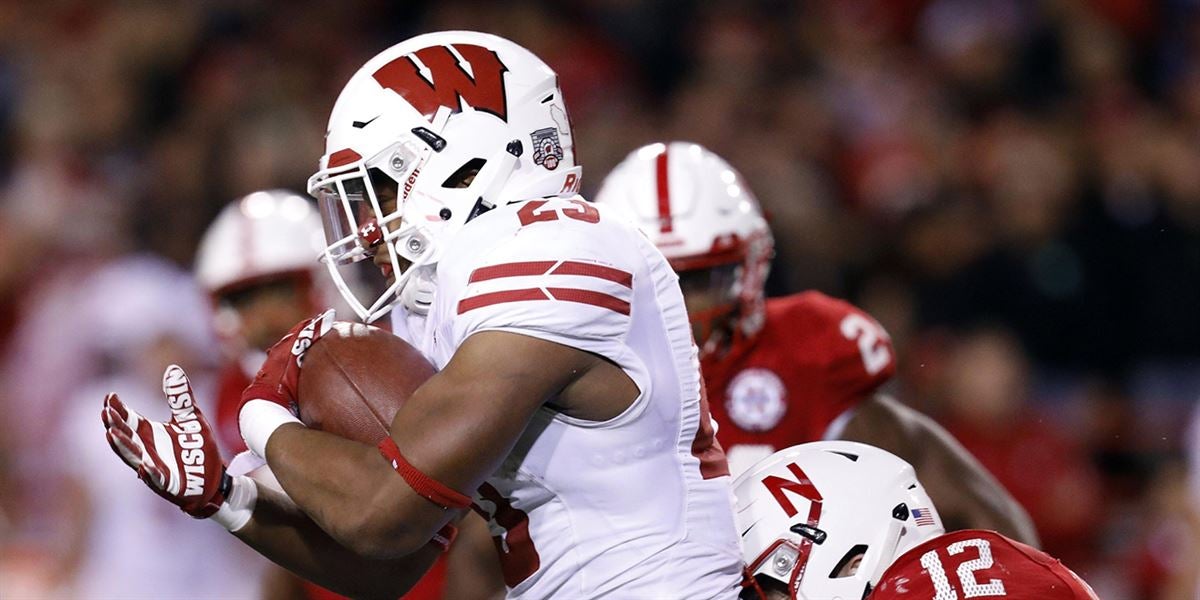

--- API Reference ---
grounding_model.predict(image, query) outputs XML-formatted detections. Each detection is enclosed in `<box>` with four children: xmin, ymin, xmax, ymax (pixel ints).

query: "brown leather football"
<box><xmin>297</xmin><ymin>321</ymin><xmax>435</xmax><ymax>445</ymax></box>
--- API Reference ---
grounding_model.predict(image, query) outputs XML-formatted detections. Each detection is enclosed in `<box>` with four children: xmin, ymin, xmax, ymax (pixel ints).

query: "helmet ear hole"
<box><xmin>829</xmin><ymin>544</ymin><xmax>869</xmax><ymax>578</ymax></box>
<box><xmin>442</xmin><ymin>158</ymin><xmax>487</xmax><ymax>188</ymax></box>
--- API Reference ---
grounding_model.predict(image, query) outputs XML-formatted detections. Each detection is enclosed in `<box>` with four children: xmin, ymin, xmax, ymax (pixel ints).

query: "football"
<box><xmin>296</xmin><ymin>321</ymin><xmax>435</xmax><ymax>445</ymax></box>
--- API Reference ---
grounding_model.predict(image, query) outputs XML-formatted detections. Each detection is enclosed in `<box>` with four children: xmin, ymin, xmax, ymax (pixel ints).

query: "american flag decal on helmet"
<box><xmin>912</xmin><ymin>507</ymin><xmax>936</xmax><ymax>526</ymax></box>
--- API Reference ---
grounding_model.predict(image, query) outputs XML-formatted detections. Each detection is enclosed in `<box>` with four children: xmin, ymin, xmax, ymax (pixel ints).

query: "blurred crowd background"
<box><xmin>0</xmin><ymin>1</ymin><xmax>1198</xmax><ymax>598</ymax></box>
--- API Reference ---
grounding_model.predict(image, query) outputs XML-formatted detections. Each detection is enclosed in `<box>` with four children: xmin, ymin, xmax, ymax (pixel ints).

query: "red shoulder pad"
<box><xmin>871</xmin><ymin>530</ymin><xmax>1097</xmax><ymax>599</ymax></box>
<box><xmin>776</xmin><ymin>292</ymin><xmax>895</xmax><ymax>397</ymax></box>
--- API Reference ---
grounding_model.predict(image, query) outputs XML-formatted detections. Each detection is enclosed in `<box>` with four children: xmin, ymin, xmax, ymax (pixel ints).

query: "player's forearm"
<box><xmin>841</xmin><ymin>395</ymin><xmax>1040</xmax><ymax>546</ymax></box>
<box><xmin>894</xmin><ymin>407</ymin><xmax>1040</xmax><ymax>545</ymax></box>
<box><xmin>233</xmin><ymin>479</ymin><xmax>439</xmax><ymax>598</ymax></box>
<box><xmin>948</xmin><ymin>465</ymin><xmax>1040</xmax><ymax>546</ymax></box>
<box><xmin>263</xmin><ymin>423</ymin><xmax>448</xmax><ymax>557</ymax></box>
<box><xmin>922</xmin><ymin>440</ymin><xmax>1040</xmax><ymax>546</ymax></box>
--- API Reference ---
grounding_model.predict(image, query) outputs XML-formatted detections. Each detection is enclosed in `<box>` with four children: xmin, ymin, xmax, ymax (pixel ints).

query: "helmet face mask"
<box><xmin>732</xmin><ymin>442</ymin><xmax>946</xmax><ymax>600</ymax></box>
<box><xmin>310</xmin><ymin>138</ymin><xmax>431</xmax><ymax>321</ymax></box>
<box><xmin>309</xmin><ymin>31</ymin><xmax>582</xmax><ymax>322</ymax></box>
<box><xmin>677</xmin><ymin>261</ymin><xmax>742</xmax><ymax>346</ymax></box>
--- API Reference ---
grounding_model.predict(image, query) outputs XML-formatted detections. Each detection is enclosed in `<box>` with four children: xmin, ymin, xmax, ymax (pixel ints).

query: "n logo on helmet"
<box><xmin>761</xmin><ymin>462</ymin><xmax>822</xmax><ymax>518</ymax></box>
<box><xmin>373</xmin><ymin>44</ymin><xmax>509</xmax><ymax>122</ymax></box>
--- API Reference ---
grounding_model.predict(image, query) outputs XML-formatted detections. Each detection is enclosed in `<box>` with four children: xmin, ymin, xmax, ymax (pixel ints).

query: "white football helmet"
<box><xmin>308</xmin><ymin>31</ymin><xmax>582</xmax><ymax>322</ymax></box>
<box><xmin>733</xmin><ymin>441</ymin><xmax>945</xmax><ymax>600</ymax></box>
<box><xmin>195</xmin><ymin>190</ymin><xmax>328</xmax><ymax>345</ymax></box>
<box><xmin>195</xmin><ymin>189</ymin><xmax>326</xmax><ymax>297</ymax></box>
<box><xmin>593</xmin><ymin>142</ymin><xmax>772</xmax><ymax>349</ymax></box>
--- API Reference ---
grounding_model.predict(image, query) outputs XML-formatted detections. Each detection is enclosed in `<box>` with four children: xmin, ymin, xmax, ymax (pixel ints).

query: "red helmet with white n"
<box><xmin>593</xmin><ymin>142</ymin><xmax>772</xmax><ymax>351</ymax></box>
<box><xmin>308</xmin><ymin>31</ymin><xmax>581</xmax><ymax>322</ymax></box>
<box><xmin>733</xmin><ymin>441</ymin><xmax>944</xmax><ymax>600</ymax></box>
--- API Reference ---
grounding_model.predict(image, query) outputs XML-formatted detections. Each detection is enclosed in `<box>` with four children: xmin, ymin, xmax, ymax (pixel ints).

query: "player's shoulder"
<box><xmin>438</xmin><ymin>197</ymin><xmax>647</xmax><ymax>340</ymax></box>
<box><xmin>761</xmin><ymin>291</ymin><xmax>893</xmax><ymax>367</ymax></box>
<box><xmin>889</xmin><ymin>529</ymin><xmax>1043</xmax><ymax>569</ymax></box>
<box><xmin>873</xmin><ymin>530</ymin><xmax>1096</xmax><ymax>600</ymax></box>
<box><xmin>765</xmin><ymin>290</ymin><xmax>870</xmax><ymax>325</ymax></box>
<box><xmin>441</xmin><ymin>196</ymin><xmax>639</xmax><ymax>277</ymax></box>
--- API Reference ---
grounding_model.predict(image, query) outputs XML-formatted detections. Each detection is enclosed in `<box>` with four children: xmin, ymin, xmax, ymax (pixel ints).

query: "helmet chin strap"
<box><xmin>399</xmin><ymin>264</ymin><xmax>437</xmax><ymax>315</ymax></box>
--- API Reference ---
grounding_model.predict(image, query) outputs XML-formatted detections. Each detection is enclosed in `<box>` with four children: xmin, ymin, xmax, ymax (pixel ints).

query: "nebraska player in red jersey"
<box><xmin>194</xmin><ymin>190</ymin><xmax>333</xmax><ymax>457</ymax></box>
<box><xmin>192</xmin><ymin>190</ymin><xmax>450</xmax><ymax>600</ymax></box>
<box><xmin>732</xmin><ymin>442</ymin><xmax>1097</xmax><ymax>599</ymax></box>
<box><xmin>594</xmin><ymin>143</ymin><xmax>1037</xmax><ymax>543</ymax></box>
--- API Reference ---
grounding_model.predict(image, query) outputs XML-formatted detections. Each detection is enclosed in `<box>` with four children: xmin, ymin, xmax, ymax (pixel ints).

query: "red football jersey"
<box><xmin>702</xmin><ymin>292</ymin><xmax>895</xmax><ymax>475</ymax></box>
<box><xmin>871</xmin><ymin>530</ymin><xmax>1097</xmax><ymax>599</ymax></box>
<box><xmin>214</xmin><ymin>362</ymin><xmax>252</xmax><ymax>456</ymax></box>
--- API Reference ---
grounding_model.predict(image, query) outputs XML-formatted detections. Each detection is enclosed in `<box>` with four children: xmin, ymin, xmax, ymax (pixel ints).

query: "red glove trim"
<box><xmin>378</xmin><ymin>437</ymin><xmax>472</xmax><ymax>510</ymax></box>
<box><xmin>430</xmin><ymin>523</ymin><xmax>458</xmax><ymax>552</ymax></box>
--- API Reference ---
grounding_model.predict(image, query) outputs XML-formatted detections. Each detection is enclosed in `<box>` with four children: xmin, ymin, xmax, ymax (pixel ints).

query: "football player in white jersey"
<box><xmin>101</xmin><ymin>31</ymin><xmax>744</xmax><ymax>599</ymax></box>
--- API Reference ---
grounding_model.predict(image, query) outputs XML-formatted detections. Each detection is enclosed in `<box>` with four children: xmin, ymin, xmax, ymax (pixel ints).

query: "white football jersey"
<box><xmin>408</xmin><ymin>196</ymin><xmax>743</xmax><ymax>599</ymax></box>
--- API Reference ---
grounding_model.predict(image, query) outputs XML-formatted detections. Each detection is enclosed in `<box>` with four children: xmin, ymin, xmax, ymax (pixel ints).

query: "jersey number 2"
<box><xmin>517</xmin><ymin>199</ymin><xmax>600</xmax><ymax>226</ymax></box>
<box><xmin>839</xmin><ymin>314</ymin><xmax>891</xmax><ymax>376</ymax></box>
<box><xmin>919</xmin><ymin>538</ymin><xmax>1008</xmax><ymax>599</ymax></box>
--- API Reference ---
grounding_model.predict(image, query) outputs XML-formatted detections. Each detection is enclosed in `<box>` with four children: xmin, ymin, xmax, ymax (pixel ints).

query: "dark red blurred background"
<box><xmin>0</xmin><ymin>2</ymin><xmax>1196</xmax><ymax>598</ymax></box>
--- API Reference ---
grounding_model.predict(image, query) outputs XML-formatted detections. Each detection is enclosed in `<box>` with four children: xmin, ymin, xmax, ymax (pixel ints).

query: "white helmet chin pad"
<box><xmin>399</xmin><ymin>265</ymin><xmax>437</xmax><ymax>316</ymax></box>
<box><xmin>732</xmin><ymin>441</ymin><xmax>946</xmax><ymax>599</ymax></box>
<box><xmin>308</xmin><ymin>31</ymin><xmax>583</xmax><ymax>323</ymax></box>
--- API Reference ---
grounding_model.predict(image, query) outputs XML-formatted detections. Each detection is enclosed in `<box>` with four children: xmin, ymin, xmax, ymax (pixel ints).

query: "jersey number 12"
<box><xmin>919</xmin><ymin>538</ymin><xmax>1008</xmax><ymax>599</ymax></box>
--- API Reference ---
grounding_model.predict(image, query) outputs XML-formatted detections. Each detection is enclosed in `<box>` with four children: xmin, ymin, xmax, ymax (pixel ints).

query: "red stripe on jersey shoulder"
<box><xmin>469</xmin><ymin>261</ymin><xmax>557</xmax><ymax>283</ymax></box>
<box><xmin>457</xmin><ymin>288</ymin><xmax>549</xmax><ymax>314</ymax></box>
<box><xmin>456</xmin><ymin>287</ymin><xmax>630</xmax><ymax>316</ymax></box>
<box><xmin>550</xmin><ymin>261</ymin><xmax>633</xmax><ymax>288</ymax></box>
<box><xmin>546</xmin><ymin>287</ymin><xmax>630</xmax><ymax>315</ymax></box>
<box><xmin>468</xmin><ymin>261</ymin><xmax>633</xmax><ymax>288</ymax></box>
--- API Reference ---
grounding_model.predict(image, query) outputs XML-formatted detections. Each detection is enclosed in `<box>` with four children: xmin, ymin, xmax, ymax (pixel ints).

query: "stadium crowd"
<box><xmin>0</xmin><ymin>1</ymin><xmax>1197</xmax><ymax>598</ymax></box>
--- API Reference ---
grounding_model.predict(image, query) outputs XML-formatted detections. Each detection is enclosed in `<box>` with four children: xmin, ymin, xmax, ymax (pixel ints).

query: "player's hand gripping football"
<box><xmin>241</xmin><ymin>308</ymin><xmax>336</xmax><ymax>414</ymax></box>
<box><xmin>237</xmin><ymin>309</ymin><xmax>334</xmax><ymax>458</ymax></box>
<box><xmin>102</xmin><ymin>365</ymin><xmax>228</xmax><ymax>518</ymax></box>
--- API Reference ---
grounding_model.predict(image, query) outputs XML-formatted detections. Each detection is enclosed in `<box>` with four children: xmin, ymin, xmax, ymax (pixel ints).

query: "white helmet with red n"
<box><xmin>733</xmin><ymin>441</ymin><xmax>944</xmax><ymax>600</ymax></box>
<box><xmin>593</xmin><ymin>142</ymin><xmax>772</xmax><ymax>350</ymax></box>
<box><xmin>308</xmin><ymin>30</ymin><xmax>581</xmax><ymax>322</ymax></box>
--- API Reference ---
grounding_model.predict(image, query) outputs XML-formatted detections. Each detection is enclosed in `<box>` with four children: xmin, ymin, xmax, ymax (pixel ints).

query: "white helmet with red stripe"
<box><xmin>733</xmin><ymin>441</ymin><xmax>944</xmax><ymax>600</ymax></box>
<box><xmin>195</xmin><ymin>189</ymin><xmax>325</xmax><ymax>298</ymax></box>
<box><xmin>308</xmin><ymin>30</ymin><xmax>581</xmax><ymax>322</ymax></box>
<box><xmin>195</xmin><ymin>190</ymin><xmax>329</xmax><ymax>350</ymax></box>
<box><xmin>593</xmin><ymin>142</ymin><xmax>772</xmax><ymax>349</ymax></box>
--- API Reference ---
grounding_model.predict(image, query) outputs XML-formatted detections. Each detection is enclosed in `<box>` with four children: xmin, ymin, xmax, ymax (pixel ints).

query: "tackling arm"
<box><xmin>837</xmin><ymin>393</ymin><xmax>1041</xmax><ymax>546</ymax></box>
<box><xmin>261</xmin><ymin>330</ymin><xmax>597</xmax><ymax>558</ymax></box>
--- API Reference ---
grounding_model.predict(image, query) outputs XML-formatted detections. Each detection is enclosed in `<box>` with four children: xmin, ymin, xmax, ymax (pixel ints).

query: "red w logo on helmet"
<box><xmin>373</xmin><ymin>44</ymin><xmax>509</xmax><ymax>122</ymax></box>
